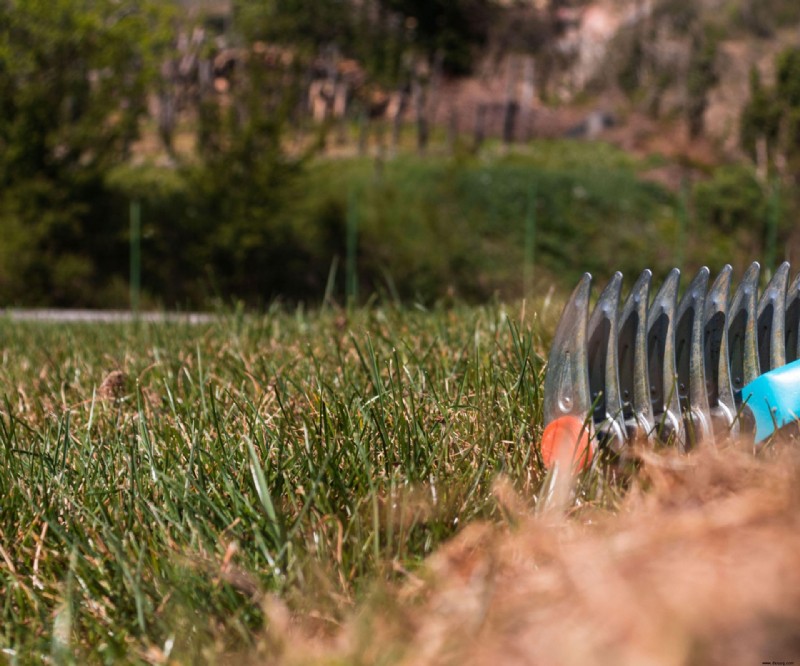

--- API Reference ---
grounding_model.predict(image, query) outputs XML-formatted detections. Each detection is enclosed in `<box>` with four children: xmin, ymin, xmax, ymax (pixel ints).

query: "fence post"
<box><xmin>524</xmin><ymin>183</ymin><xmax>537</xmax><ymax>295</ymax></box>
<box><xmin>346</xmin><ymin>189</ymin><xmax>359</xmax><ymax>306</ymax></box>
<box><xmin>765</xmin><ymin>176</ymin><xmax>780</xmax><ymax>278</ymax></box>
<box><xmin>676</xmin><ymin>175</ymin><xmax>690</xmax><ymax>270</ymax></box>
<box><xmin>358</xmin><ymin>111</ymin><xmax>369</xmax><ymax>156</ymax></box>
<box><xmin>130</xmin><ymin>198</ymin><xmax>141</xmax><ymax>314</ymax></box>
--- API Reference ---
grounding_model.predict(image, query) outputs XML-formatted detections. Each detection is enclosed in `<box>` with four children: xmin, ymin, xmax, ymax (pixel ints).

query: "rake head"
<box><xmin>542</xmin><ymin>261</ymin><xmax>800</xmax><ymax>468</ymax></box>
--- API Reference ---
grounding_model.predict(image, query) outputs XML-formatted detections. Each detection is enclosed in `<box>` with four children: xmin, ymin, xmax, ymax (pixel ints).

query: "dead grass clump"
<box><xmin>266</xmin><ymin>444</ymin><xmax>800</xmax><ymax>666</ymax></box>
<box><xmin>98</xmin><ymin>370</ymin><xmax>130</xmax><ymax>400</ymax></box>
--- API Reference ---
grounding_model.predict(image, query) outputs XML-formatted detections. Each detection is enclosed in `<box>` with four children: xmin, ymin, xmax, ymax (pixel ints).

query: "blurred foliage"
<box><xmin>731</xmin><ymin>0</ymin><xmax>800</xmax><ymax>37</ymax></box>
<box><xmin>741</xmin><ymin>47</ymin><xmax>800</xmax><ymax>178</ymax></box>
<box><xmin>95</xmin><ymin>145</ymin><xmax>690</xmax><ymax>307</ymax></box>
<box><xmin>381</xmin><ymin>0</ymin><xmax>496</xmax><ymax>74</ymax></box>
<box><xmin>686</xmin><ymin>25</ymin><xmax>719</xmax><ymax>139</ymax></box>
<box><xmin>611</xmin><ymin>2</ymin><xmax>713</xmax><ymax>121</ymax></box>
<box><xmin>3</xmin><ymin>133</ymin><xmax>787</xmax><ymax>309</ymax></box>
<box><xmin>185</xmin><ymin>52</ymin><xmax>309</xmax><ymax>301</ymax></box>
<box><xmin>740</xmin><ymin>67</ymin><xmax>783</xmax><ymax>162</ymax></box>
<box><xmin>233</xmin><ymin>0</ymin><xmax>354</xmax><ymax>52</ymax></box>
<box><xmin>231</xmin><ymin>145</ymin><xmax>686</xmax><ymax>304</ymax></box>
<box><xmin>0</xmin><ymin>0</ymin><xmax>172</xmax><ymax>305</ymax></box>
<box><xmin>692</xmin><ymin>165</ymin><xmax>768</xmax><ymax>233</ymax></box>
<box><xmin>652</xmin><ymin>0</ymin><xmax>700</xmax><ymax>32</ymax></box>
<box><xmin>233</xmin><ymin>0</ymin><xmax>496</xmax><ymax>83</ymax></box>
<box><xmin>0</xmin><ymin>0</ymin><xmax>168</xmax><ymax>182</ymax></box>
<box><xmin>0</xmin><ymin>0</ymin><xmax>798</xmax><ymax>308</ymax></box>
<box><xmin>776</xmin><ymin>48</ymin><xmax>800</xmax><ymax>109</ymax></box>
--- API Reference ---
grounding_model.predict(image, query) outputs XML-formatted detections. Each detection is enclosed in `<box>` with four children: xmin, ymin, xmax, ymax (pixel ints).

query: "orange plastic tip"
<box><xmin>540</xmin><ymin>415</ymin><xmax>593</xmax><ymax>471</ymax></box>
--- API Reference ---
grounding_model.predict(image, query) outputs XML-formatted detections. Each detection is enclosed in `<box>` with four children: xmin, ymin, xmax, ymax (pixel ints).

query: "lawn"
<box><xmin>4</xmin><ymin>303</ymin><xmax>800</xmax><ymax>665</ymax></box>
<box><xmin>1</xmin><ymin>303</ymin><xmax>598</xmax><ymax>662</ymax></box>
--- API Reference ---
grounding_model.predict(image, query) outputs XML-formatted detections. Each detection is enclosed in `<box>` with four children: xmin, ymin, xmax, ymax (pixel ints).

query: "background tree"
<box><xmin>740</xmin><ymin>47</ymin><xmax>800</xmax><ymax>180</ymax></box>
<box><xmin>233</xmin><ymin>0</ymin><xmax>354</xmax><ymax>53</ymax></box>
<box><xmin>686</xmin><ymin>24</ymin><xmax>719</xmax><ymax>139</ymax></box>
<box><xmin>379</xmin><ymin>0</ymin><xmax>496</xmax><ymax>75</ymax></box>
<box><xmin>0</xmin><ymin>0</ymin><xmax>171</xmax><ymax>305</ymax></box>
<box><xmin>184</xmin><ymin>48</ymin><xmax>310</xmax><ymax>300</ymax></box>
<box><xmin>740</xmin><ymin>67</ymin><xmax>782</xmax><ymax>164</ymax></box>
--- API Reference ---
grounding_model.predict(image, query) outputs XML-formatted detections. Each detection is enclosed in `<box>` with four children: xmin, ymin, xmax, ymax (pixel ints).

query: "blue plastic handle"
<box><xmin>742</xmin><ymin>358</ymin><xmax>800</xmax><ymax>443</ymax></box>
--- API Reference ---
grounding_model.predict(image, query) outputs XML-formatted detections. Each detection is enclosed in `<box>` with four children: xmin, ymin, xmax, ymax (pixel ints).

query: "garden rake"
<box><xmin>541</xmin><ymin>261</ymin><xmax>800</xmax><ymax>469</ymax></box>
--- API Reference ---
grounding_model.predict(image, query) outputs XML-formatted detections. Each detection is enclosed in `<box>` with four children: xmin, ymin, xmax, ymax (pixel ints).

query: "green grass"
<box><xmin>0</xmin><ymin>304</ymin><xmax>621</xmax><ymax>663</ymax></box>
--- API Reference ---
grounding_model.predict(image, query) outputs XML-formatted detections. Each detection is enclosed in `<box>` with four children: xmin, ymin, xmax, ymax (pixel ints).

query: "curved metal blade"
<box><xmin>757</xmin><ymin>261</ymin><xmax>789</xmax><ymax>372</ymax></box>
<box><xmin>703</xmin><ymin>265</ymin><xmax>737</xmax><ymax>437</ymax></box>
<box><xmin>786</xmin><ymin>270</ymin><xmax>800</xmax><ymax>363</ymax></box>
<box><xmin>618</xmin><ymin>269</ymin><xmax>654</xmax><ymax>440</ymax></box>
<box><xmin>587</xmin><ymin>272</ymin><xmax>625</xmax><ymax>449</ymax></box>
<box><xmin>647</xmin><ymin>268</ymin><xmax>683</xmax><ymax>446</ymax></box>
<box><xmin>543</xmin><ymin>274</ymin><xmax>592</xmax><ymax>427</ymax></box>
<box><xmin>728</xmin><ymin>262</ymin><xmax>761</xmax><ymax>406</ymax></box>
<box><xmin>675</xmin><ymin>267</ymin><xmax>712</xmax><ymax>447</ymax></box>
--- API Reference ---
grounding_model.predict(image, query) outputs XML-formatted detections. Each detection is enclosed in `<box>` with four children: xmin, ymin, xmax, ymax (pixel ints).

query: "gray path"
<box><xmin>2</xmin><ymin>309</ymin><xmax>216</xmax><ymax>324</ymax></box>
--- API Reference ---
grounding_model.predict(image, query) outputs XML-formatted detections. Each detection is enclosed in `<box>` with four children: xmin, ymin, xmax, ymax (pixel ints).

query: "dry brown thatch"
<box><xmin>245</xmin><ymin>443</ymin><xmax>800</xmax><ymax>666</ymax></box>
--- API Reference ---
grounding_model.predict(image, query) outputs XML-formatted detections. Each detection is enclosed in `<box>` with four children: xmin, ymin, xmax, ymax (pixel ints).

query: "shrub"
<box><xmin>692</xmin><ymin>165</ymin><xmax>767</xmax><ymax>233</ymax></box>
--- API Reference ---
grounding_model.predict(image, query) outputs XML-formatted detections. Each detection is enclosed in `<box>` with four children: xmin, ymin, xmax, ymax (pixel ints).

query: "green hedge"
<box><xmin>2</xmin><ymin>142</ymin><xmax>787</xmax><ymax>309</ymax></box>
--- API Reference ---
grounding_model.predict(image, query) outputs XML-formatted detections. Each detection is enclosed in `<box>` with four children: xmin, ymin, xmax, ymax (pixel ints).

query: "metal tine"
<box><xmin>757</xmin><ymin>261</ymin><xmax>790</xmax><ymax>373</ymax></box>
<box><xmin>617</xmin><ymin>269</ymin><xmax>655</xmax><ymax>441</ymax></box>
<box><xmin>587</xmin><ymin>272</ymin><xmax>626</xmax><ymax>450</ymax></box>
<box><xmin>675</xmin><ymin>266</ymin><xmax>713</xmax><ymax>447</ymax></box>
<box><xmin>646</xmin><ymin>268</ymin><xmax>684</xmax><ymax>447</ymax></box>
<box><xmin>786</xmin><ymin>270</ymin><xmax>800</xmax><ymax>363</ymax></box>
<box><xmin>543</xmin><ymin>273</ymin><xmax>592</xmax><ymax>428</ymax></box>
<box><xmin>728</xmin><ymin>262</ymin><xmax>761</xmax><ymax>406</ymax></box>
<box><xmin>703</xmin><ymin>265</ymin><xmax>738</xmax><ymax>438</ymax></box>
